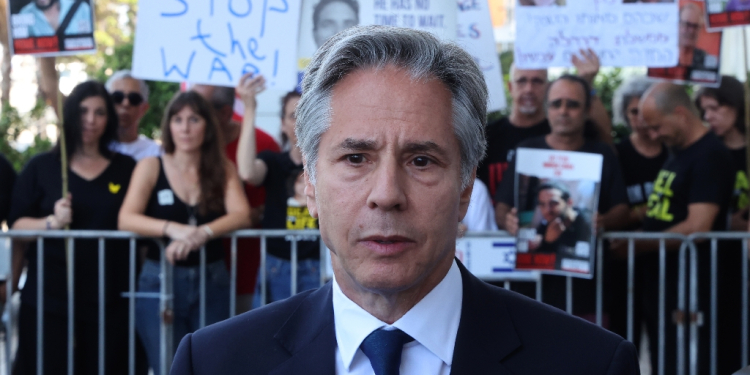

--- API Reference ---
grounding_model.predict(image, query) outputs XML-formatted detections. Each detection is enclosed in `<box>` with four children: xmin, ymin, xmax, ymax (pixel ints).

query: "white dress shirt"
<box><xmin>333</xmin><ymin>260</ymin><xmax>463</xmax><ymax>375</ymax></box>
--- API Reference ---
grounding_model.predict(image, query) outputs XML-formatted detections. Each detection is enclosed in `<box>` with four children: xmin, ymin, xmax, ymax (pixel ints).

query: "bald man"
<box><xmin>637</xmin><ymin>82</ymin><xmax>734</xmax><ymax>374</ymax></box>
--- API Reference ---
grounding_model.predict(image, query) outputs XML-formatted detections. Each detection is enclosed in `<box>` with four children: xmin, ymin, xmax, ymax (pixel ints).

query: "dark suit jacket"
<box><xmin>171</xmin><ymin>261</ymin><xmax>640</xmax><ymax>374</ymax></box>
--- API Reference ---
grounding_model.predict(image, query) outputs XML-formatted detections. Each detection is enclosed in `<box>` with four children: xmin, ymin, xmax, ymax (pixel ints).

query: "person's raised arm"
<box><xmin>573</xmin><ymin>48</ymin><xmax>613</xmax><ymax>145</ymax></box>
<box><xmin>236</xmin><ymin>73</ymin><xmax>269</xmax><ymax>186</ymax></box>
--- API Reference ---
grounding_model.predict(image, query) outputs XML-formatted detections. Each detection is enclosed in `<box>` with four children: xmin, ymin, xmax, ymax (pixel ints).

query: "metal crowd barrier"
<box><xmin>1</xmin><ymin>230</ymin><xmax>749</xmax><ymax>375</ymax></box>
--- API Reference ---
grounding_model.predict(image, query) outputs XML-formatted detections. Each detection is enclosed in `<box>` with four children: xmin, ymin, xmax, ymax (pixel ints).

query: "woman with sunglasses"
<box><xmin>106</xmin><ymin>70</ymin><xmax>162</xmax><ymax>161</ymax></box>
<box><xmin>8</xmin><ymin>81</ymin><xmax>137</xmax><ymax>375</ymax></box>
<box><xmin>118</xmin><ymin>91</ymin><xmax>250</xmax><ymax>375</ymax></box>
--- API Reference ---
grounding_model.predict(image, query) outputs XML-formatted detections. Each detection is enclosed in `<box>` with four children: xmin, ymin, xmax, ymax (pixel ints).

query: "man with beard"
<box><xmin>18</xmin><ymin>0</ymin><xmax>92</xmax><ymax>37</ymax></box>
<box><xmin>106</xmin><ymin>71</ymin><xmax>162</xmax><ymax>161</ymax></box>
<box><xmin>478</xmin><ymin>49</ymin><xmax>612</xmax><ymax>210</ymax></box>
<box><xmin>529</xmin><ymin>183</ymin><xmax>592</xmax><ymax>262</ymax></box>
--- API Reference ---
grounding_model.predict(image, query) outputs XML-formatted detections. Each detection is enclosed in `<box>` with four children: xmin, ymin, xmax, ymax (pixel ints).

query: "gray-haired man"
<box><xmin>170</xmin><ymin>25</ymin><xmax>639</xmax><ymax>375</ymax></box>
<box><xmin>106</xmin><ymin>70</ymin><xmax>162</xmax><ymax>161</ymax></box>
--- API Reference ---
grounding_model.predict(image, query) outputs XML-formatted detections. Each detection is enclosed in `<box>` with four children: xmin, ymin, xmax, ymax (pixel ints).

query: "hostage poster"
<box><xmin>514</xmin><ymin>148</ymin><xmax>602</xmax><ymax>278</ymax></box>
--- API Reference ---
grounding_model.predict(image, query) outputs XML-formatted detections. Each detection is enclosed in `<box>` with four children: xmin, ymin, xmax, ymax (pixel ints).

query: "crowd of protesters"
<box><xmin>0</xmin><ymin>46</ymin><xmax>749</xmax><ymax>373</ymax></box>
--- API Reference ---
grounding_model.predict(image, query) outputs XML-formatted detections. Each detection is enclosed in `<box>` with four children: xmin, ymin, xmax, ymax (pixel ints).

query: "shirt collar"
<box><xmin>332</xmin><ymin>260</ymin><xmax>463</xmax><ymax>371</ymax></box>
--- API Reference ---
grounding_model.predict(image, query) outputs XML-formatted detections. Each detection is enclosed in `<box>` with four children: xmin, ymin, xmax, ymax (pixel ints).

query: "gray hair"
<box><xmin>612</xmin><ymin>77</ymin><xmax>654</xmax><ymax>127</ymax></box>
<box><xmin>105</xmin><ymin>70</ymin><xmax>150</xmax><ymax>103</ymax></box>
<box><xmin>296</xmin><ymin>25</ymin><xmax>488</xmax><ymax>188</ymax></box>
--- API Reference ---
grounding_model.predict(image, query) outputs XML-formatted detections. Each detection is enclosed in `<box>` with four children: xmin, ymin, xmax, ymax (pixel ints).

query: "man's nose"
<box><xmin>366</xmin><ymin>159</ymin><xmax>408</xmax><ymax>212</ymax></box>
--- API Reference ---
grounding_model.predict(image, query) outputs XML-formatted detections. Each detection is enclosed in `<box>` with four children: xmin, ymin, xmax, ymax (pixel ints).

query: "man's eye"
<box><xmin>413</xmin><ymin>156</ymin><xmax>431</xmax><ymax>167</ymax></box>
<box><xmin>346</xmin><ymin>154</ymin><xmax>364</xmax><ymax>164</ymax></box>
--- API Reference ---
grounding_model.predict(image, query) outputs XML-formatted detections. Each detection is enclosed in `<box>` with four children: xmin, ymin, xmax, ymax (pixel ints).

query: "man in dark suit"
<box><xmin>171</xmin><ymin>25</ymin><xmax>640</xmax><ymax>375</ymax></box>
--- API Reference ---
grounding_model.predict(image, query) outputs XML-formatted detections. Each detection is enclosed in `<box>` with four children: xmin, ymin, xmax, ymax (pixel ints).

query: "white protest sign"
<box><xmin>457</xmin><ymin>0</ymin><xmax>507</xmax><ymax>112</ymax></box>
<box><xmin>133</xmin><ymin>0</ymin><xmax>301</xmax><ymax>89</ymax></box>
<box><xmin>361</xmin><ymin>0</ymin><xmax>457</xmax><ymax>40</ymax></box>
<box><xmin>514</xmin><ymin>1</ymin><xmax>679</xmax><ymax>69</ymax></box>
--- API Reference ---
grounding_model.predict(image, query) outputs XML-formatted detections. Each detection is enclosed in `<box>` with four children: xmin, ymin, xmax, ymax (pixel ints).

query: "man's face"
<box><xmin>679</xmin><ymin>6</ymin><xmax>702</xmax><ymax>48</ymax></box>
<box><xmin>306</xmin><ymin>65</ymin><xmax>472</xmax><ymax>297</ymax></box>
<box><xmin>640</xmin><ymin>98</ymin><xmax>684</xmax><ymax>148</ymax></box>
<box><xmin>546</xmin><ymin>79</ymin><xmax>588</xmax><ymax>137</ymax></box>
<box><xmin>110</xmin><ymin>78</ymin><xmax>148</xmax><ymax>133</ymax></box>
<box><xmin>537</xmin><ymin>188</ymin><xmax>569</xmax><ymax>223</ymax></box>
<box><xmin>510</xmin><ymin>69</ymin><xmax>547</xmax><ymax>116</ymax></box>
<box><xmin>313</xmin><ymin>1</ymin><xmax>358</xmax><ymax>48</ymax></box>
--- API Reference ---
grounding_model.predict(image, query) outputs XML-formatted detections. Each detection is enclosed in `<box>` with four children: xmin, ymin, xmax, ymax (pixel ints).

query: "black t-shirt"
<box><xmin>259</xmin><ymin>151</ymin><xmax>319</xmax><ymax>260</ymax></box>
<box><xmin>643</xmin><ymin>132</ymin><xmax>734</xmax><ymax>233</ymax></box>
<box><xmin>497</xmin><ymin>136</ymin><xmax>628</xmax><ymax>214</ymax></box>
<box><xmin>0</xmin><ymin>153</ymin><xmax>16</xmax><ymax>224</ymax></box>
<box><xmin>144</xmin><ymin>157</ymin><xmax>225</xmax><ymax>266</ymax></box>
<box><xmin>477</xmin><ymin>117</ymin><xmax>550</xmax><ymax>202</ymax></box>
<box><xmin>615</xmin><ymin>137</ymin><xmax>668</xmax><ymax>209</ymax></box>
<box><xmin>7</xmin><ymin>152</ymin><xmax>136</xmax><ymax>315</ymax></box>
<box><xmin>729</xmin><ymin>147</ymin><xmax>748</xmax><ymax>214</ymax></box>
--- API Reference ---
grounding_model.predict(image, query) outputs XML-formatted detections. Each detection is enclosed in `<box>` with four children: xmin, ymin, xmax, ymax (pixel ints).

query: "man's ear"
<box><xmin>458</xmin><ymin>169</ymin><xmax>476</xmax><ymax>222</ymax></box>
<box><xmin>304</xmin><ymin>169</ymin><xmax>319</xmax><ymax>218</ymax></box>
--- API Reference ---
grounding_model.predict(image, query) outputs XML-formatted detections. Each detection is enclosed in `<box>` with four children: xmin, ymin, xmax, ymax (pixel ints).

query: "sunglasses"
<box><xmin>547</xmin><ymin>98</ymin><xmax>582</xmax><ymax>110</ymax></box>
<box><xmin>111</xmin><ymin>91</ymin><xmax>144</xmax><ymax>106</ymax></box>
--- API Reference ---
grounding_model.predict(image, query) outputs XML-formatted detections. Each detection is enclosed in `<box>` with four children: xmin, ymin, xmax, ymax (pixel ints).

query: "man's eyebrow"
<box><xmin>403</xmin><ymin>141</ymin><xmax>450</xmax><ymax>159</ymax></box>
<box><xmin>337</xmin><ymin>138</ymin><xmax>378</xmax><ymax>152</ymax></box>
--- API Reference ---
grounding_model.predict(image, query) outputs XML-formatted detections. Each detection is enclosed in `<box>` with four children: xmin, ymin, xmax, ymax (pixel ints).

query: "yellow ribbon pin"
<box><xmin>109</xmin><ymin>182</ymin><xmax>121</xmax><ymax>194</ymax></box>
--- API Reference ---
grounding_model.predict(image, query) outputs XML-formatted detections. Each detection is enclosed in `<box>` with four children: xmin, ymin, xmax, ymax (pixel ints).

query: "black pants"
<box><xmin>13</xmin><ymin>302</ymin><xmax>130</xmax><ymax>375</ymax></box>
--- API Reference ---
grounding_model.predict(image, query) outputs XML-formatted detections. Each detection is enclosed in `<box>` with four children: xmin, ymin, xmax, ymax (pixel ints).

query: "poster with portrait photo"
<box><xmin>514</xmin><ymin>148</ymin><xmax>602</xmax><ymax>278</ymax></box>
<box><xmin>703</xmin><ymin>0</ymin><xmax>750</xmax><ymax>30</ymax></box>
<box><xmin>7</xmin><ymin>0</ymin><xmax>96</xmax><ymax>56</ymax></box>
<box><xmin>647</xmin><ymin>0</ymin><xmax>722</xmax><ymax>85</ymax></box>
<box><xmin>296</xmin><ymin>0</ymin><xmax>456</xmax><ymax>88</ymax></box>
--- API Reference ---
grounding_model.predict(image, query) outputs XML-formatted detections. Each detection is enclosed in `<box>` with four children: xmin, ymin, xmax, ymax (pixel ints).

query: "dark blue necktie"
<box><xmin>360</xmin><ymin>328</ymin><xmax>415</xmax><ymax>375</ymax></box>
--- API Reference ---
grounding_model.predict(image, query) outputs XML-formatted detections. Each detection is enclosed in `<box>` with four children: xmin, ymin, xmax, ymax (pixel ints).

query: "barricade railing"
<box><xmin>1</xmin><ymin>230</ymin><xmax>748</xmax><ymax>375</ymax></box>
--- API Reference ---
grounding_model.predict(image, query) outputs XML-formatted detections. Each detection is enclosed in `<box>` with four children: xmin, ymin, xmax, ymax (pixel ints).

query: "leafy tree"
<box><xmin>0</xmin><ymin>102</ymin><xmax>53</xmax><ymax>171</ymax></box>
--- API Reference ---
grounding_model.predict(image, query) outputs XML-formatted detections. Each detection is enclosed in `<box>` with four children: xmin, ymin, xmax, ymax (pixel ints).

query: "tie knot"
<box><xmin>360</xmin><ymin>329</ymin><xmax>415</xmax><ymax>375</ymax></box>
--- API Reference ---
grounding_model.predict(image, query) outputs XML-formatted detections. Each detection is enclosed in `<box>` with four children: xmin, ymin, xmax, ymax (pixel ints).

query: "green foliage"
<box><xmin>0</xmin><ymin>102</ymin><xmax>53</xmax><ymax>171</ymax></box>
<box><xmin>88</xmin><ymin>41</ymin><xmax>179</xmax><ymax>140</ymax></box>
<box><xmin>592</xmin><ymin>68</ymin><xmax>626</xmax><ymax>143</ymax></box>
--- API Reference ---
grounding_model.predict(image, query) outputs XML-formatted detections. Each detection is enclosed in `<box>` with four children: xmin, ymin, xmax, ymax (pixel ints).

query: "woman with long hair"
<box><xmin>118</xmin><ymin>91</ymin><xmax>250</xmax><ymax>375</ymax></box>
<box><xmin>9</xmin><ymin>80</ymin><xmax>136</xmax><ymax>375</ymax></box>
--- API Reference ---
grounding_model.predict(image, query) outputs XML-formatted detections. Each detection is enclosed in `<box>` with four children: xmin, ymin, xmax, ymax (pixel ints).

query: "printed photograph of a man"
<box><xmin>312</xmin><ymin>0</ymin><xmax>359</xmax><ymax>48</ymax></box>
<box><xmin>678</xmin><ymin>2</ymin><xmax>718</xmax><ymax>70</ymax></box>
<box><xmin>10</xmin><ymin>0</ymin><xmax>92</xmax><ymax>38</ymax></box>
<box><xmin>528</xmin><ymin>182</ymin><xmax>592</xmax><ymax>256</ymax></box>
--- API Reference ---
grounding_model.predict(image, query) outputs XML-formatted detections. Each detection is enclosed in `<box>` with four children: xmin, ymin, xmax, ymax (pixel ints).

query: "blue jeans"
<box><xmin>252</xmin><ymin>254</ymin><xmax>321</xmax><ymax>307</ymax></box>
<box><xmin>135</xmin><ymin>259</ymin><xmax>230</xmax><ymax>375</ymax></box>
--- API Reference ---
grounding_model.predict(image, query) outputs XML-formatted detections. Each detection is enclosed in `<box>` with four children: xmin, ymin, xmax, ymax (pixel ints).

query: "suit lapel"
<box><xmin>450</xmin><ymin>260</ymin><xmax>521</xmax><ymax>375</ymax></box>
<box><xmin>269</xmin><ymin>283</ymin><xmax>337</xmax><ymax>375</ymax></box>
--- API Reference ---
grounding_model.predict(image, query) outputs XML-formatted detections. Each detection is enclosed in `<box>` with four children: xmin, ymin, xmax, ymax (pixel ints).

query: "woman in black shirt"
<box><xmin>118</xmin><ymin>91</ymin><xmax>250</xmax><ymax>375</ymax></box>
<box><xmin>695</xmin><ymin>76</ymin><xmax>748</xmax><ymax>230</ymax></box>
<box><xmin>9</xmin><ymin>81</ymin><xmax>136</xmax><ymax>375</ymax></box>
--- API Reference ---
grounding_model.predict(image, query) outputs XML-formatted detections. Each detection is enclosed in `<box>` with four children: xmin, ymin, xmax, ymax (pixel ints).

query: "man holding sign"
<box><xmin>498</xmin><ymin>75</ymin><xmax>629</xmax><ymax>319</ymax></box>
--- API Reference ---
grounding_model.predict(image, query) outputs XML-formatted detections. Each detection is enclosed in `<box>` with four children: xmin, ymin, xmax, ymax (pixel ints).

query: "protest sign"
<box><xmin>132</xmin><ymin>0</ymin><xmax>301</xmax><ymax>90</ymax></box>
<box><xmin>514</xmin><ymin>0</ymin><xmax>679</xmax><ymax>69</ymax></box>
<box><xmin>648</xmin><ymin>0</ymin><xmax>722</xmax><ymax>85</ymax></box>
<box><xmin>704</xmin><ymin>0</ymin><xmax>750</xmax><ymax>30</ymax></box>
<box><xmin>7</xmin><ymin>0</ymin><xmax>96</xmax><ymax>56</ymax></box>
<box><xmin>457</xmin><ymin>0</ymin><xmax>507</xmax><ymax>112</ymax></box>
<box><xmin>514</xmin><ymin>148</ymin><xmax>602</xmax><ymax>278</ymax></box>
<box><xmin>297</xmin><ymin>0</ymin><xmax>457</xmax><ymax>77</ymax></box>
